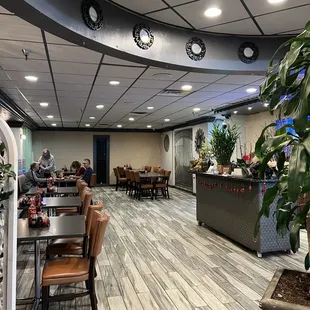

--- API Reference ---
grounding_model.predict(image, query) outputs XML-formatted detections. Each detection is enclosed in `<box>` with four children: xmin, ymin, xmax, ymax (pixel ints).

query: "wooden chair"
<box><xmin>152</xmin><ymin>166</ymin><xmax>160</xmax><ymax>173</ymax></box>
<box><xmin>134</xmin><ymin>171</ymin><xmax>153</xmax><ymax>200</ymax></box>
<box><xmin>46</xmin><ymin>202</ymin><xmax>104</xmax><ymax>259</ymax></box>
<box><xmin>144</xmin><ymin>166</ymin><xmax>152</xmax><ymax>172</ymax></box>
<box><xmin>159</xmin><ymin>168</ymin><xmax>165</xmax><ymax>175</ymax></box>
<box><xmin>18</xmin><ymin>174</ymin><xmax>26</xmax><ymax>196</ymax></box>
<box><xmin>125</xmin><ymin>170</ymin><xmax>131</xmax><ymax>194</ymax></box>
<box><xmin>114</xmin><ymin>168</ymin><xmax>127</xmax><ymax>191</ymax></box>
<box><xmin>129</xmin><ymin>171</ymin><xmax>136</xmax><ymax>197</ymax></box>
<box><xmin>155</xmin><ymin>170</ymin><xmax>171</xmax><ymax>199</ymax></box>
<box><xmin>42</xmin><ymin>211</ymin><xmax>109</xmax><ymax>310</ymax></box>
<box><xmin>117</xmin><ymin>166</ymin><xmax>125</xmax><ymax>178</ymax></box>
<box><xmin>89</xmin><ymin>173</ymin><xmax>96</xmax><ymax>187</ymax></box>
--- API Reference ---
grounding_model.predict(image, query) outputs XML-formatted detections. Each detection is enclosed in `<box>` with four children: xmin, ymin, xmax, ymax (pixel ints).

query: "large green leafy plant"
<box><xmin>210</xmin><ymin>123</ymin><xmax>240</xmax><ymax>165</ymax></box>
<box><xmin>255</xmin><ymin>22</ymin><xmax>310</xmax><ymax>268</ymax></box>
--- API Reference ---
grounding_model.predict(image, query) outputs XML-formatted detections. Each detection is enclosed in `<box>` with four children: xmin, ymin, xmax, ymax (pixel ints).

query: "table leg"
<box><xmin>34</xmin><ymin>240</ymin><xmax>41</xmax><ymax>308</ymax></box>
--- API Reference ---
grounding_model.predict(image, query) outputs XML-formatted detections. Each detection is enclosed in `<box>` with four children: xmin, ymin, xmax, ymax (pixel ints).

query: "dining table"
<box><xmin>39</xmin><ymin>177</ymin><xmax>77</xmax><ymax>187</ymax></box>
<box><xmin>25</xmin><ymin>186</ymin><xmax>78</xmax><ymax>196</ymax></box>
<box><xmin>16</xmin><ymin>215</ymin><xmax>86</xmax><ymax>309</ymax></box>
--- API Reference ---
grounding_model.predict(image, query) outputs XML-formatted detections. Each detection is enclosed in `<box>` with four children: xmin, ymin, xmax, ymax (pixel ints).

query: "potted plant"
<box><xmin>255</xmin><ymin>21</ymin><xmax>310</xmax><ymax>309</ymax></box>
<box><xmin>210</xmin><ymin>123</ymin><xmax>240</xmax><ymax>174</ymax></box>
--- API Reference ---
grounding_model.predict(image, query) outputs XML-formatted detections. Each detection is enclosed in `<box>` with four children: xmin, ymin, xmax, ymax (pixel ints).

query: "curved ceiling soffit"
<box><xmin>1</xmin><ymin>0</ymin><xmax>290</xmax><ymax>74</ymax></box>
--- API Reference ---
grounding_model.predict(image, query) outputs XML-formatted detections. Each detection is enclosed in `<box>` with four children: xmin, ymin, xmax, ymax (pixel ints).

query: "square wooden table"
<box><xmin>17</xmin><ymin>215</ymin><xmax>86</xmax><ymax>309</ymax></box>
<box><xmin>25</xmin><ymin>186</ymin><xmax>78</xmax><ymax>196</ymax></box>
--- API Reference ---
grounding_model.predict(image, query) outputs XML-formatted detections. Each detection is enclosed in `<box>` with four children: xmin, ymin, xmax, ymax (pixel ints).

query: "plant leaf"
<box><xmin>254</xmin><ymin>123</ymin><xmax>276</xmax><ymax>158</ymax></box>
<box><xmin>288</xmin><ymin>144</ymin><xmax>307</xmax><ymax>202</ymax></box>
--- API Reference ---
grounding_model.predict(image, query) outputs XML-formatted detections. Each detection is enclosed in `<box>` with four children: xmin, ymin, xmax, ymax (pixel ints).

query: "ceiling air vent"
<box><xmin>158</xmin><ymin>89</ymin><xmax>188</xmax><ymax>96</ymax></box>
<box><xmin>130</xmin><ymin>112</ymin><xmax>148</xmax><ymax>115</ymax></box>
<box><xmin>97</xmin><ymin>123</ymin><xmax>109</xmax><ymax>126</ymax></box>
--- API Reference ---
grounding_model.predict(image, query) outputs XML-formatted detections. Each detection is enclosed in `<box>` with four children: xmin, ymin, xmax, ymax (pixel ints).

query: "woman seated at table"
<box><xmin>23</xmin><ymin>162</ymin><xmax>52</xmax><ymax>192</ymax></box>
<box><xmin>69</xmin><ymin>161</ymin><xmax>86</xmax><ymax>178</ymax></box>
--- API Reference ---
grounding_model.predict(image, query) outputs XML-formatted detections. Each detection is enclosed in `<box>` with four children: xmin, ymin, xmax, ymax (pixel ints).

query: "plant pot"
<box><xmin>223</xmin><ymin>165</ymin><xmax>230</xmax><ymax>175</ymax></box>
<box><xmin>217</xmin><ymin>165</ymin><xmax>223</xmax><ymax>174</ymax></box>
<box><xmin>260</xmin><ymin>268</ymin><xmax>310</xmax><ymax>310</ymax></box>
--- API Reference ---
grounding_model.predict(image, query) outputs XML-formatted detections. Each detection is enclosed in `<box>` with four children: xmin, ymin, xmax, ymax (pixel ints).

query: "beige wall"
<box><xmin>32</xmin><ymin>131</ymin><xmax>162</xmax><ymax>184</ymax></box>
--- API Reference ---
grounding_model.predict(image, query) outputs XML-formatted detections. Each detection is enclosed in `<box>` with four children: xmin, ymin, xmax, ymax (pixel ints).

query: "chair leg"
<box><xmin>85</xmin><ymin>280</ymin><xmax>90</xmax><ymax>290</ymax></box>
<box><xmin>89</xmin><ymin>277</ymin><xmax>98</xmax><ymax>310</ymax></box>
<box><xmin>42</xmin><ymin>285</ymin><xmax>49</xmax><ymax>310</ymax></box>
<box><xmin>166</xmin><ymin>187</ymin><xmax>170</xmax><ymax>199</ymax></box>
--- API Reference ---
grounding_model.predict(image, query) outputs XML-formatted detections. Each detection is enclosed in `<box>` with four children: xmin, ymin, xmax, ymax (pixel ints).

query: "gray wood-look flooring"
<box><xmin>16</xmin><ymin>187</ymin><xmax>308</xmax><ymax>310</ymax></box>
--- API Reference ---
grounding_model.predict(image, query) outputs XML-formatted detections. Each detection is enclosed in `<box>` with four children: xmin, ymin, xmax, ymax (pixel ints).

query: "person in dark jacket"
<box><xmin>23</xmin><ymin>162</ymin><xmax>51</xmax><ymax>192</ymax></box>
<box><xmin>82</xmin><ymin>158</ymin><xmax>93</xmax><ymax>186</ymax></box>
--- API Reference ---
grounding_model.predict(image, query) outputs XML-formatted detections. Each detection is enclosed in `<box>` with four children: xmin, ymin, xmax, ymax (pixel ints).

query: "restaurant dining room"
<box><xmin>1</xmin><ymin>0</ymin><xmax>310</xmax><ymax>310</ymax></box>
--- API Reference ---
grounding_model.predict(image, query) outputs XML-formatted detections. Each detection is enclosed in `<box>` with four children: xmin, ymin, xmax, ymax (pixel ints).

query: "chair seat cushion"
<box><xmin>156</xmin><ymin>184</ymin><xmax>167</xmax><ymax>188</ymax></box>
<box><xmin>141</xmin><ymin>184</ymin><xmax>154</xmax><ymax>189</ymax></box>
<box><xmin>42</xmin><ymin>257</ymin><xmax>89</xmax><ymax>286</ymax></box>
<box><xmin>56</xmin><ymin>207</ymin><xmax>78</xmax><ymax>215</ymax></box>
<box><xmin>119</xmin><ymin>178</ymin><xmax>127</xmax><ymax>182</ymax></box>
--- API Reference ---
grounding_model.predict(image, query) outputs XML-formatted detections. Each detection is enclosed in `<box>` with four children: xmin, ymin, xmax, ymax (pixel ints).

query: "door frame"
<box><xmin>93</xmin><ymin>135</ymin><xmax>110</xmax><ymax>185</ymax></box>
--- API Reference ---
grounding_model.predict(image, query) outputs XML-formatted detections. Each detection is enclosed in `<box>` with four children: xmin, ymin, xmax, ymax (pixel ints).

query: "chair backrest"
<box><xmin>82</xmin><ymin>190</ymin><xmax>93</xmax><ymax>216</ymax></box>
<box><xmin>129</xmin><ymin>171</ymin><xmax>135</xmax><ymax>182</ymax></box>
<box><xmin>165</xmin><ymin>170</ymin><xmax>171</xmax><ymax>182</ymax></box>
<box><xmin>159</xmin><ymin>168</ymin><xmax>165</xmax><ymax>175</ymax></box>
<box><xmin>153</xmin><ymin>166</ymin><xmax>160</xmax><ymax>173</ymax></box>
<box><xmin>125</xmin><ymin>170</ymin><xmax>130</xmax><ymax>180</ymax></box>
<box><xmin>144</xmin><ymin>166</ymin><xmax>151</xmax><ymax>172</ymax></box>
<box><xmin>113</xmin><ymin>168</ymin><xmax>118</xmax><ymax>178</ymax></box>
<box><xmin>134</xmin><ymin>171</ymin><xmax>140</xmax><ymax>183</ymax></box>
<box><xmin>76</xmin><ymin>178</ymin><xmax>82</xmax><ymax>189</ymax></box>
<box><xmin>89</xmin><ymin>173</ymin><xmax>96</xmax><ymax>187</ymax></box>
<box><xmin>89</xmin><ymin>211</ymin><xmax>110</xmax><ymax>257</ymax></box>
<box><xmin>18</xmin><ymin>175</ymin><xmax>26</xmax><ymax>194</ymax></box>
<box><xmin>117</xmin><ymin>167</ymin><xmax>125</xmax><ymax>177</ymax></box>
<box><xmin>79</xmin><ymin>181</ymin><xmax>88</xmax><ymax>196</ymax></box>
<box><xmin>86</xmin><ymin>202</ymin><xmax>104</xmax><ymax>236</ymax></box>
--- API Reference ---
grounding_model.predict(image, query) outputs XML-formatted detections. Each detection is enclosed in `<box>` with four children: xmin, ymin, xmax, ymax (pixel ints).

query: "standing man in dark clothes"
<box><xmin>82</xmin><ymin>158</ymin><xmax>93</xmax><ymax>186</ymax></box>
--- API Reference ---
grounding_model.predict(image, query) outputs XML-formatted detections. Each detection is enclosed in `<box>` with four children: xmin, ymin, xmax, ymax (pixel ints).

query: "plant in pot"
<box><xmin>210</xmin><ymin>123</ymin><xmax>240</xmax><ymax>174</ymax></box>
<box><xmin>255</xmin><ymin>21</ymin><xmax>310</xmax><ymax>309</ymax></box>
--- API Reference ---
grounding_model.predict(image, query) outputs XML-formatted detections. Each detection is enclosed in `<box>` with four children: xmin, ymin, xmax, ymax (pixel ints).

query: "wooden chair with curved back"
<box><xmin>42</xmin><ymin>211</ymin><xmax>109</xmax><ymax>310</ymax></box>
<box><xmin>155</xmin><ymin>170</ymin><xmax>171</xmax><ymax>199</ymax></box>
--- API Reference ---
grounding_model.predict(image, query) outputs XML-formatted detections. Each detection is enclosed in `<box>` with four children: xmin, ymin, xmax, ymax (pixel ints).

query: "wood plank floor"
<box><xmin>16</xmin><ymin>187</ymin><xmax>308</xmax><ymax>310</ymax></box>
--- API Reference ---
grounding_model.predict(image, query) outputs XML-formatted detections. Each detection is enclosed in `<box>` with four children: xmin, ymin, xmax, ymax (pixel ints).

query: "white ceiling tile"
<box><xmin>26</xmin><ymin>95</ymin><xmax>56</xmax><ymax>102</ymax></box>
<box><xmin>202</xmin><ymin>83</ymin><xmax>241</xmax><ymax>92</ymax></box>
<box><xmin>175</xmin><ymin>0</ymin><xmax>249</xmax><ymax>29</ymax></box>
<box><xmin>92</xmin><ymin>85</ymin><xmax>128</xmax><ymax>94</ymax></box>
<box><xmin>0</xmin><ymin>15</ymin><xmax>42</xmax><ymax>42</ymax></box>
<box><xmin>231</xmin><ymin>85</ymin><xmax>259</xmax><ymax>94</ymax></box>
<box><xmin>256</xmin><ymin>6</ymin><xmax>310</xmax><ymax>35</ymax></box>
<box><xmin>126</xmin><ymin>88</ymin><xmax>161</xmax><ymax>96</ymax></box>
<box><xmin>63</xmin><ymin>122</ymin><xmax>78</xmax><ymax>127</ymax></box>
<box><xmin>278</xmin><ymin>29</ymin><xmax>304</xmax><ymax>35</ymax></box>
<box><xmin>133</xmin><ymin>79</ymin><xmax>173</xmax><ymax>89</ymax></box>
<box><xmin>185</xmin><ymin>91</ymin><xmax>222</xmax><ymax>100</ymax></box>
<box><xmin>169</xmin><ymin>81</ymin><xmax>209</xmax><ymax>91</ymax></box>
<box><xmin>19</xmin><ymin>89</ymin><xmax>55</xmax><ymax>97</ymax></box>
<box><xmin>51</xmin><ymin>61</ymin><xmax>98</xmax><ymax>75</ymax></box>
<box><xmin>0</xmin><ymin>70</ymin><xmax>9</xmax><ymax>80</ymax></box>
<box><xmin>16</xmin><ymin>82</ymin><xmax>54</xmax><ymax>90</ymax></box>
<box><xmin>54</xmin><ymin>74</ymin><xmax>94</xmax><ymax>85</ymax></box>
<box><xmin>166</xmin><ymin>0</ymin><xmax>193</xmax><ymax>6</ymax></box>
<box><xmin>121</xmin><ymin>94</ymin><xmax>151</xmax><ymax>102</ymax></box>
<box><xmin>6</xmin><ymin>71</ymin><xmax>52</xmax><ymax>83</ymax></box>
<box><xmin>147</xmin><ymin>8</ymin><xmax>191</xmax><ymax>28</ymax></box>
<box><xmin>202</xmin><ymin>18</ymin><xmax>261</xmax><ymax>35</ymax></box>
<box><xmin>180</xmin><ymin>73</ymin><xmax>226</xmax><ymax>83</ymax></box>
<box><xmin>98</xmin><ymin>65</ymin><xmax>145</xmax><ymax>78</ymax></box>
<box><xmin>0</xmin><ymin>58</ymin><xmax>49</xmax><ymax>72</ymax></box>
<box><xmin>244</xmin><ymin>0</ymin><xmax>310</xmax><ymax>16</ymax></box>
<box><xmin>102</xmin><ymin>55</ymin><xmax>146</xmax><ymax>67</ymax></box>
<box><xmin>58</xmin><ymin>97</ymin><xmax>87</xmax><ymax>105</ymax></box>
<box><xmin>48</xmin><ymin>44</ymin><xmax>101</xmax><ymax>63</ymax></box>
<box><xmin>216</xmin><ymin>75</ymin><xmax>263</xmax><ymax>85</ymax></box>
<box><xmin>55</xmin><ymin>83</ymin><xmax>92</xmax><ymax>92</ymax></box>
<box><xmin>147</xmin><ymin>96</ymin><xmax>179</xmax><ymax>104</ymax></box>
<box><xmin>140</xmin><ymin>68</ymin><xmax>187</xmax><ymax>80</ymax></box>
<box><xmin>111</xmin><ymin>0</ymin><xmax>167</xmax><ymax>14</ymax></box>
<box><xmin>57</xmin><ymin>90</ymin><xmax>89</xmax><ymax>98</ymax></box>
<box><xmin>0</xmin><ymin>41</ymin><xmax>46</xmax><ymax>60</ymax></box>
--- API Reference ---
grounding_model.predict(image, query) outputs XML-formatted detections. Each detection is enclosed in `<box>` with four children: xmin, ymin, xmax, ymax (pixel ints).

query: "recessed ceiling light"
<box><xmin>47</xmin><ymin>115</ymin><xmax>53</xmax><ymax>118</ymax></box>
<box><xmin>147</xmin><ymin>107</ymin><xmax>154</xmax><ymax>110</ymax></box>
<box><xmin>248</xmin><ymin>107</ymin><xmax>253</xmax><ymax>110</ymax></box>
<box><xmin>233</xmin><ymin>111</ymin><xmax>238</xmax><ymax>114</ymax></box>
<box><xmin>268</xmin><ymin>0</ymin><xmax>286</xmax><ymax>4</ymax></box>
<box><xmin>182</xmin><ymin>85</ymin><xmax>192</xmax><ymax>91</ymax></box>
<box><xmin>204</xmin><ymin>7</ymin><xmax>222</xmax><ymax>17</ymax></box>
<box><xmin>96</xmin><ymin>105</ymin><xmax>104</xmax><ymax>109</ymax></box>
<box><xmin>264</xmin><ymin>103</ymin><xmax>269</xmax><ymax>107</ymax></box>
<box><xmin>40</xmin><ymin>102</ymin><xmax>49</xmax><ymax>107</ymax></box>
<box><xmin>246</xmin><ymin>88</ymin><xmax>257</xmax><ymax>93</ymax></box>
<box><xmin>164</xmin><ymin>119</ymin><xmax>170</xmax><ymax>122</ymax></box>
<box><xmin>85</xmin><ymin>124</ymin><xmax>90</xmax><ymax>127</ymax></box>
<box><xmin>89</xmin><ymin>116</ymin><xmax>95</xmax><ymax>119</ymax></box>
<box><xmin>25</xmin><ymin>75</ymin><xmax>38</xmax><ymax>82</ymax></box>
<box><xmin>117</xmin><ymin>124</ymin><xmax>122</xmax><ymax>128</ymax></box>
<box><xmin>51</xmin><ymin>123</ymin><xmax>57</xmax><ymax>126</ymax></box>
<box><xmin>109</xmin><ymin>81</ymin><xmax>120</xmax><ymax>86</ymax></box>
<box><xmin>193</xmin><ymin>107</ymin><xmax>201</xmax><ymax>112</ymax></box>
<box><xmin>147</xmin><ymin>125</ymin><xmax>152</xmax><ymax>128</ymax></box>
<box><xmin>129</xmin><ymin>117</ymin><xmax>135</xmax><ymax>121</ymax></box>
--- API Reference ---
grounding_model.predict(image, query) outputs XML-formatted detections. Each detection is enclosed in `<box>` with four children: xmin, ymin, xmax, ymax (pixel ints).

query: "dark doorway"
<box><xmin>93</xmin><ymin>135</ymin><xmax>110</xmax><ymax>185</ymax></box>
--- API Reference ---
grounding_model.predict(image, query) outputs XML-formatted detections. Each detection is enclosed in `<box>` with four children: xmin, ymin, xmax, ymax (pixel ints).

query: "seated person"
<box><xmin>70</xmin><ymin>161</ymin><xmax>86</xmax><ymax>178</ymax></box>
<box><xmin>82</xmin><ymin>158</ymin><xmax>93</xmax><ymax>186</ymax></box>
<box><xmin>23</xmin><ymin>162</ymin><xmax>51</xmax><ymax>192</ymax></box>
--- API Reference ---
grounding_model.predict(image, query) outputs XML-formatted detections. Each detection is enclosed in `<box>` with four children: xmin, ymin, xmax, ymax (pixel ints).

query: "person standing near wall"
<box><xmin>38</xmin><ymin>149</ymin><xmax>56</xmax><ymax>177</ymax></box>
